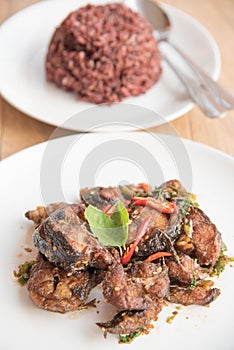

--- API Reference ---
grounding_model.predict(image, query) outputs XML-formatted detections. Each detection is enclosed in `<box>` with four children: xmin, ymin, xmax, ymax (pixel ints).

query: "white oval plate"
<box><xmin>0</xmin><ymin>133</ymin><xmax>233</xmax><ymax>350</ymax></box>
<box><xmin>0</xmin><ymin>0</ymin><xmax>221</xmax><ymax>131</ymax></box>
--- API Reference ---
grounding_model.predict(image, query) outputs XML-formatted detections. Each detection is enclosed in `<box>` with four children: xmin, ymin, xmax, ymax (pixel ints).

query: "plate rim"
<box><xmin>0</xmin><ymin>133</ymin><xmax>233</xmax><ymax>168</ymax></box>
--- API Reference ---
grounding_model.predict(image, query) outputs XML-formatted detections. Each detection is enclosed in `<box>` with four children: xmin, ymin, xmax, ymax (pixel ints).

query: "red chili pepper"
<box><xmin>132</xmin><ymin>199</ymin><xmax>146</xmax><ymax>206</ymax></box>
<box><xmin>145</xmin><ymin>252</ymin><xmax>172</xmax><ymax>262</ymax></box>
<box><xmin>132</xmin><ymin>197</ymin><xmax>176</xmax><ymax>214</ymax></box>
<box><xmin>121</xmin><ymin>216</ymin><xmax>151</xmax><ymax>265</ymax></box>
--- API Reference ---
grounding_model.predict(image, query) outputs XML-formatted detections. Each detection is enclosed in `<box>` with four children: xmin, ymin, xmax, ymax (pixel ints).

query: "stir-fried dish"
<box><xmin>15</xmin><ymin>180</ymin><xmax>233</xmax><ymax>343</ymax></box>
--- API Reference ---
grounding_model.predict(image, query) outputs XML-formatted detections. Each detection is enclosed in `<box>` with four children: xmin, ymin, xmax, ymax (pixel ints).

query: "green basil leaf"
<box><xmin>84</xmin><ymin>201</ymin><xmax>129</xmax><ymax>248</ymax></box>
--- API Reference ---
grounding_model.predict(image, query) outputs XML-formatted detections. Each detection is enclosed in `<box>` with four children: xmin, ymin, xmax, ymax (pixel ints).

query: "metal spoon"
<box><xmin>133</xmin><ymin>0</ymin><xmax>234</xmax><ymax>118</ymax></box>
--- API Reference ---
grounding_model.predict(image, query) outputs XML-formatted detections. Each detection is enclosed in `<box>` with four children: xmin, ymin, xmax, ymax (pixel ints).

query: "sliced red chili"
<box><xmin>132</xmin><ymin>199</ymin><xmax>146</xmax><ymax>206</ymax></box>
<box><xmin>145</xmin><ymin>252</ymin><xmax>172</xmax><ymax>262</ymax></box>
<box><xmin>121</xmin><ymin>216</ymin><xmax>151</xmax><ymax>265</ymax></box>
<box><xmin>132</xmin><ymin>197</ymin><xmax>176</xmax><ymax>214</ymax></box>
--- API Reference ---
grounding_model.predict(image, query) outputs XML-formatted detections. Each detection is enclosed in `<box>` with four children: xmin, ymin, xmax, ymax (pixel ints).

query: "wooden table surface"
<box><xmin>1</xmin><ymin>0</ymin><xmax>234</xmax><ymax>160</ymax></box>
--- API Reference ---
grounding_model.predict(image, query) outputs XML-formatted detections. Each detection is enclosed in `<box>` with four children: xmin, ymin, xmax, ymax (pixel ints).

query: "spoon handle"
<box><xmin>163</xmin><ymin>55</ymin><xmax>227</xmax><ymax>118</ymax></box>
<box><xmin>165</xmin><ymin>40</ymin><xmax>234</xmax><ymax>110</ymax></box>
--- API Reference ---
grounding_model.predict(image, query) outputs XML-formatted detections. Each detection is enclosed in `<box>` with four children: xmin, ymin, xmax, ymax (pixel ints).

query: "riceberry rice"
<box><xmin>46</xmin><ymin>3</ymin><xmax>162</xmax><ymax>104</ymax></box>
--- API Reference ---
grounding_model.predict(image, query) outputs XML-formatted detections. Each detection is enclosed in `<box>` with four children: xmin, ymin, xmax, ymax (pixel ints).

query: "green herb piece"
<box><xmin>155</xmin><ymin>188</ymin><xmax>193</xmax><ymax>215</ymax></box>
<box><xmin>188</xmin><ymin>275</ymin><xmax>197</xmax><ymax>290</ymax></box>
<box><xmin>132</xmin><ymin>190</ymin><xmax>150</xmax><ymax>198</ymax></box>
<box><xmin>14</xmin><ymin>261</ymin><xmax>36</xmax><ymax>286</ymax></box>
<box><xmin>84</xmin><ymin>201</ymin><xmax>129</xmax><ymax>249</ymax></box>
<box><xmin>152</xmin><ymin>187</ymin><xmax>165</xmax><ymax>201</ymax></box>
<box><xmin>119</xmin><ymin>185</ymin><xmax>132</xmax><ymax>200</ymax></box>
<box><xmin>177</xmin><ymin>199</ymin><xmax>194</xmax><ymax>217</ymax></box>
<box><xmin>153</xmin><ymin>185</ymin><xmax>198</xmax><ymax>204</ymax></box>
<box><xmin>221</xmin><ymin>241</ymin><xmax>227</xmax><ymax>253</ymax></box>
<box><xmin>210</xmin><ymin>253</ymin><xmax>234</xmax><ymax>277</ymax></box>
<box><xmin>119</xmin><ymin>328</ymin><xmax>144</xmax><ymax>344</ymax></box>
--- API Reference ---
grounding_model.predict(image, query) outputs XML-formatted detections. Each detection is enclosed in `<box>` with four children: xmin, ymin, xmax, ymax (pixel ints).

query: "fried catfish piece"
<box><xmin>80</xmin><ymin>184</ymin><xmax>151</xmax><ymax>211</ymax></box>
<box><xmin>128</xmin><ymin>205</ymin><xmax>182</xmax><ymax>260</ymax></box>
<box><xmin>126</xmin><ymin>261</ymin><xmax>170</xmax><ymax>300</ymax></box>
<box><xmin>102</xmin><ymin>261</ymin><xmax>169</xmax><ymax>311</ymax></box>
<box><xmin>167</xmin><ymin>283</ymin><xmax>220</xmax><ymax>306</ymax></box>
<box><xmin>166</xmin><ymin>253</ymin><xmax>207</xmax><ymax>287</ymax></box>
<box><xmin>27</xmin><ymin>259</ymin><xmax>97</xmax><ymax>313</ymax></box>
<box><xmin>33</xmin><ymin>205</ymin><xmax>113</xmax><ymax>272</ymax></box>
<box><xmin>97</xmin><ymin>302</ymin><xmax>162</xmax><ymax>335</ymax></box>
<box><xmin>102</xmin><ymin>263</ymin><xmax>145</xmax><ymax>310</ymax></box>
<box><xmin>127</xmin><ymin>206</ymin><xmax>169</xmax><ymax>259</ymax></box>
<box><xmin>25</xmin><ymin>205</ymin><xmax>49</xmax><ymax>225</ymax></box>
<box><xmin>158</xmin><ymin>179</ymin><xmax>186</xmax><ymax>193</ymax></box>
<box><xmin>128</xmin><ymin>206</ymin><xmax>168</xmax><ymax>244</ymax></box>
<box><xmin>25</xmin><ymin>203</ymin><xmax>86</xmax><ymax>225</ymax></box>
<box><xmin>188</xmin><ymin>208</ymin><xmax>222</xmax><ymax>267</ymax></box>
<box><xmin>80</xmin><ymin>186</ymin><xmax>124</xmax><ymax>210</ymax></box>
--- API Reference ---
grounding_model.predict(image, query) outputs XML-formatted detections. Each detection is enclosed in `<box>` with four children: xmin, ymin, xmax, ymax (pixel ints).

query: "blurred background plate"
<box><xmin>0</xmin><ymin>0</ymin><xmax>221</xmax><ymax>131</ymax></box>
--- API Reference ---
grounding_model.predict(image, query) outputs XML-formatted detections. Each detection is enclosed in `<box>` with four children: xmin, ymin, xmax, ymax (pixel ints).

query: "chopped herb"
<box><xmin>153</xmin><ymin>185</ymin><xmax>198</xmax><ymax>204</ymax></box>
<box><xmin>119</xmin><ymin>328</ymin><xmax>144</xmax><ymax>344</ymax></box>
<box><xmin>188</xmin><ymin>276</ymin><xmax>197</xmax><ymax>290</ymax></box>
<box><xmin>132</xmin><ymin>190</ymin><xmax>150</xmax><ymax>198</ymax></box>
<box><xmin>177</xmin><ymin>199</ymin><xmax>194</xmax><ymax>217</ymax></box>
<box><xmin>14</xmin><ymin>261</ymin><xmax>36</xmax><ymax>286</ymax></box>
<box><xmin>168</xmin><ymin>186</ymin><xmax>196</xmax><ymax>202</ymax></box>
<box><xmin>84</xmin><ymin>200</ymin><xmax>129</xmax><ymax>249</ymax></box>
<box><xmin>210</xmin><ymin>253</ymin><xmax>234</xmax><ymax>277</ymax></box>
<box><xmin>153</xmin><ymin>187</ymin><xmax>165</xmax><ymax>201</ymax></box>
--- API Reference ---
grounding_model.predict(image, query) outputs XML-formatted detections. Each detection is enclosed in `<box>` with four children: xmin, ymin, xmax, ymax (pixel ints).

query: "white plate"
<box><xmin>0</xmin><ymin>133</ymin><xmax>233</xmax><ymax>350</ymax></box>
<box><xmin>0</xmin><ymin>0</ymin><xmax>221</xmax><ymax>131</ymax></box>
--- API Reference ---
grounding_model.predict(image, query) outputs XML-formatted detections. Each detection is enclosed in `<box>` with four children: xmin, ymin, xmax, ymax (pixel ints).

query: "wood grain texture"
<box><xmin>0</xmin><ymin>0</ymin><xmax>234</xmax><ymax>159</ymax></box>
